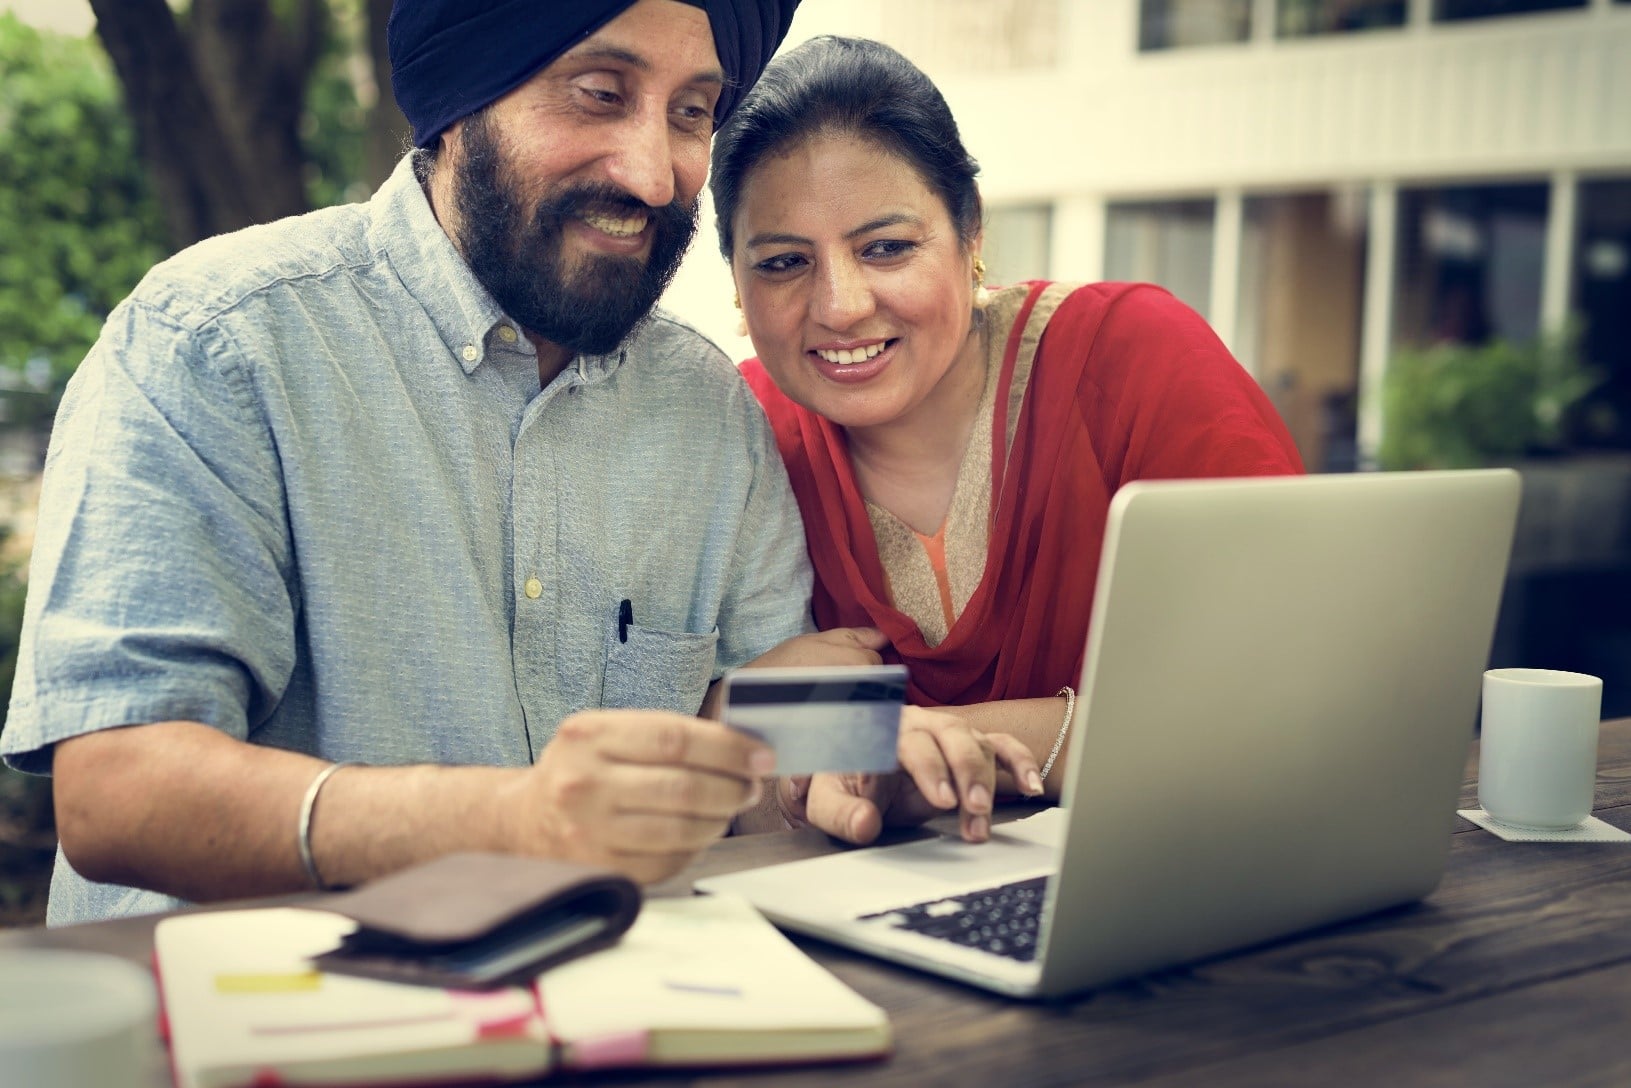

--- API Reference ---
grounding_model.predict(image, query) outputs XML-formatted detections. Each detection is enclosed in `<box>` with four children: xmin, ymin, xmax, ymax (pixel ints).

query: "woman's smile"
<box><xmin>808</xmin><ymin>338</ymin><xmax>900</xmax><ymax>382</ymax></box>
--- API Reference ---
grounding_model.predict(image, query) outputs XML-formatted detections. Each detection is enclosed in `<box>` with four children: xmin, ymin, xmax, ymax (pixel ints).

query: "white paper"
<box><xmin>537</xmin><ymin>894</ymin><xmax>887</xmax><ymax>1038</ymax></box>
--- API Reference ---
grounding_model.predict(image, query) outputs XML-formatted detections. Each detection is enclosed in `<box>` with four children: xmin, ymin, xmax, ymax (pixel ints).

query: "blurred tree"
<box><xmin>301</xmin><ymin>0</ymin><xmax>403</xmax><ymax>208</ymax></box>
<box><xmin>0</xmin><ymin>13</ymin><xmax>169</xmax><ymax>427</ymax></box>
<box><xmin>0</xmin><ymin>524</ymin><xmax>50</xmax><ymax>925</ymax></box>
<box><xmin>0</xmin><ymin>4</ymin><xmax>405</xmax><ymax>424</ymax></box>
<box><xmin>87</xmin><ymin>0</ymin><xmax>406</xmax><ymax>250</ymax></box>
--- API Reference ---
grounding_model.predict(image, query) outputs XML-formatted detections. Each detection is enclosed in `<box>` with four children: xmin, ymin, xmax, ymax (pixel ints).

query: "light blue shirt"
<box><xmin>3</xmin><ymin>156</ymin><xmax>813</xmax><ymax>925</ymax></box>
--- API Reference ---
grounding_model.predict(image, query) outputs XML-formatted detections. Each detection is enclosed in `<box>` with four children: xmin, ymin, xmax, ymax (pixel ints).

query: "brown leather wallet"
<box><xmin>310</xmin><ymin>852</ymin><xmax>642</xmax><ymax>989</ymax></box>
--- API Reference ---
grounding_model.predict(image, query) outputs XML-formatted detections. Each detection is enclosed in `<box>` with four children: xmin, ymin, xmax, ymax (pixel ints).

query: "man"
<box><xmin>4</xmin><ymin>0</ymin><xmax>1020</xmax><ymax>927</ymax></box>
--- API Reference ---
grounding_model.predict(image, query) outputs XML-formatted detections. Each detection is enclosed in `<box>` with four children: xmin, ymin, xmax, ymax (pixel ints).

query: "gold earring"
<box><xmin>972</xmin><ymin>256</ymin><xmax>991</xmax><ymax>309</ymax></box>
<box><xmin>733</xmin><ymin>292</ymin><xmax>748</xmax><ymax>338</ymax></box>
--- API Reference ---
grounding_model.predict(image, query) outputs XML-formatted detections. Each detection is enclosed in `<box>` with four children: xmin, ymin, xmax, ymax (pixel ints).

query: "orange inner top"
<box><xmin>912</xmin><ymin>523</ymin><xmax>958</xmax><ymax>633</ymax></box>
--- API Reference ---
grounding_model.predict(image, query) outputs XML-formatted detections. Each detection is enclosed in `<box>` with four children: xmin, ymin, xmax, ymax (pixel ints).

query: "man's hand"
<box><xmin>498</xmin><ymin>709</ymin><xmax>775</xmax><ymax>884</ymax></box>
<box><xmin>775</xmin><ymin>706</ymin><xmax>1043</xmax><ymax>845</ymax></box>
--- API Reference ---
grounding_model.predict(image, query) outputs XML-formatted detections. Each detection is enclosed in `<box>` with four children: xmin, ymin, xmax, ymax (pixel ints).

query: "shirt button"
<box><xmin>523</xmin><ymin>577</ymin><xmax>542</xmax><ymax>599</ymax></box>
<box><xmin>461</xmin><ymin>344</ymin><xmax>478</xmax><ymax>362</ymax></box>
<box><xmin>497</xmin><ymin>325</ymin><xmax>518</xmax><ymax>344</ymax></box>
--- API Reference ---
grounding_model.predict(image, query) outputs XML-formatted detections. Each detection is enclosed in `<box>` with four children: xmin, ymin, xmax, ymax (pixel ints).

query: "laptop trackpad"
<box><xmin>700</xmin><ymin>809</ymin><xmax>1064</xmax><ymax>918</ymax></box>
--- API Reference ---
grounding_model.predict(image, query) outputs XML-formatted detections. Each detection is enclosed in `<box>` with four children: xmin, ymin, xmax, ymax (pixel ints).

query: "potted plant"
<box><xmin>1378</xmin><ymin>326</ymin><xmax>1599</xmax><ymax>471</ymax></box>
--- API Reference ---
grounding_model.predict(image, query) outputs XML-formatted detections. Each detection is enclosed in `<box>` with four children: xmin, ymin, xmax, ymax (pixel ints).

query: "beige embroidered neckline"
<box><xmin>861</xmin><ymin>282</ymin><xmax>1075</xmax><ymax>646</ymax></box>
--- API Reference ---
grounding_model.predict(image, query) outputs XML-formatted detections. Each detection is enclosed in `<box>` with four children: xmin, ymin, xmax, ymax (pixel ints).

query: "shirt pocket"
<box><xmin>601</xmin><ymin>624</ymin><xmax>720</xmax><ymax>714</ymax></box>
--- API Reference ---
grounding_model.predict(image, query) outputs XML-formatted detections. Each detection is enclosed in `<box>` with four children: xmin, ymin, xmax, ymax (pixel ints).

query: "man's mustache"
<box><xmin>533</xmin><ymin>184</ymin><xmax>694</xmax><ymax>235</ymax></box>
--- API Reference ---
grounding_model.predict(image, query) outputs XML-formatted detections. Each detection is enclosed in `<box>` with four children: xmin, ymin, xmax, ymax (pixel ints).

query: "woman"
<box><xmin>712</xmin><ymin>37</ymin><xmax>1303</xmax><ymax>802</ymax></box>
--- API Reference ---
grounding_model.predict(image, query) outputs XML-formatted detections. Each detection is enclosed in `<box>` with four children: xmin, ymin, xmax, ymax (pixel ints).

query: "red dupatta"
<box><xmin>743</xmin><ymin>281</ymin><xmax>1303</xmax><ymax>708</ymax></box>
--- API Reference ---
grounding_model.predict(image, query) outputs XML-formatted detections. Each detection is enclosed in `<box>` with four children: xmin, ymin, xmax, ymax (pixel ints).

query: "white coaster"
<box><xmin>1458</xmin><ymin>808</ymin><xmax>1631</xmax><ymax>843</ymax></box>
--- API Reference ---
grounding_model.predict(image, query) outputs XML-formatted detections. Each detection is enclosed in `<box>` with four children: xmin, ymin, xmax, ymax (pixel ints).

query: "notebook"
<box><xmin>154</xmin><ymin>896</ymin><xmax>889</xmax><ymax>1087</ymax></box>
<box><xmin>697</xmin><ymin>469</ymin><xmax>1521</xmax><ymax>998</ymax></box>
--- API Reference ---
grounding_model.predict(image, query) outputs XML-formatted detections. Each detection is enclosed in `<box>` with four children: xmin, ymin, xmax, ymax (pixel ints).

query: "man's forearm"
<box><xmin>53</xmin><ymin>720</ymin><xmax>526</xmax><ymax>902</ymax></box>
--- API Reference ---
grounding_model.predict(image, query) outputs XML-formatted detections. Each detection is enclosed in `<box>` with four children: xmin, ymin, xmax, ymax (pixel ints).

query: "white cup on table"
<box><xmin>1478</xmin><ymin>668</ymin><xmax>1604</xmax><ymax>830</ymax></box>
<box><xmin>0</xmin><ymin>948</ymin><xmax>157</xmax><ymax>1088</ymax></box>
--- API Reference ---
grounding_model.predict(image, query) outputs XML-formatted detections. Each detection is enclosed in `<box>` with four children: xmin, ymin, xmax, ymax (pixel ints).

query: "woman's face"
<box><xmin>731</xmin><ymin>132</ymin><xmax>980</xmax><ymax>433</ymax></box>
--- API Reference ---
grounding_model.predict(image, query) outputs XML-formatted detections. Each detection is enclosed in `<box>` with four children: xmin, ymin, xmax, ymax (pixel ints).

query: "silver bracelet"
<box><xmin>1040</xmin><ymin>686</ymin><xmax>1076</xmax><ymax>784</ymax></box>
<box><xmin>296</xmin><ymin>761</ymin><xmax>354</xmax><ymax>891</ymax></box>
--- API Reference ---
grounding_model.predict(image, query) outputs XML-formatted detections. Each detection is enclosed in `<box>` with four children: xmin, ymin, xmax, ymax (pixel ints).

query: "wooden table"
<box><xmin>6</xmin><ymin>719</ymin><xmax>1630</xmax><ymax>1088</ymax></box>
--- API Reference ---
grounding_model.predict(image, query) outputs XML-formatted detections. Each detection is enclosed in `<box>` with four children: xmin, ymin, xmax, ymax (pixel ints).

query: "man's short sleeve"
<box><xmin>2</xmin><ymin>297</ymin><xmax>299</xmax><ymax>774</ymax></box>
<box><xmin>711</xmin><ymin>373</ymin><xmax>816</xmax><ymax>676</ymax></box>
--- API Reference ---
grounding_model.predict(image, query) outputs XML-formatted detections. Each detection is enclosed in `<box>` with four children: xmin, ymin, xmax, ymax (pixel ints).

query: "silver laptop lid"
<box><xmin>1034</xmin><ymin>469</ymin><xmax>1519</xmax><ymax>996</ymax></box>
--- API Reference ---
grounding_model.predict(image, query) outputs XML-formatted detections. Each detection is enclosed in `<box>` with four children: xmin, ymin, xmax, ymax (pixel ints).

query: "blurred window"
<box><xmin>1392</xmin><ymin>183</ymin><xmax>1549</xmax><ymax>349</ymax></box>
<box><xmin>1433</xmin><ymin>0</ymin><xmax>1586</xmax><ymax>21</ymax></box>
<box><xmin>1237</xmin><ymin>191</ymin><xmax>1368</xmax><ymax>471</ymax></box>
<box><xmin>982</xmin><ymin>204</ymin><xmax>1053</xmax><ymax>287</ymax></box>
<box><xmin>1104</xmin><ymin>199</ymin><xmax>1215</xmax><ymax>320</ymax></box>
<box><xmin>1277</xmin><ymin>0</ymin><xmax>1407</xmax><ymax>36</ymax></box>
<box><xmin>1138</xmin><ymin>0</ymin><xmax>1252</xmax><ymax>51</ymax></box>
<box><xmin>1573</xmin><ymin>179</ymin><xmax>1631</xmax><ymax>449</ymax></box>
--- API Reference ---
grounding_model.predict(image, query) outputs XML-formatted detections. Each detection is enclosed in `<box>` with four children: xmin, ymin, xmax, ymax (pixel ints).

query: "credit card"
<box><xmin>719</xmin><ymin>664</ymin><xmax>907</xmax><ymax>776</ymax></box>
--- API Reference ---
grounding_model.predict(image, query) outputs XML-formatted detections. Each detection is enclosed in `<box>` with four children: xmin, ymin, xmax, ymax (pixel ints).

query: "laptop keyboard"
<box><xmin>857</xmin><ymin>876</ymin><xmax>1049</xmax><ymax>962</ymax></box>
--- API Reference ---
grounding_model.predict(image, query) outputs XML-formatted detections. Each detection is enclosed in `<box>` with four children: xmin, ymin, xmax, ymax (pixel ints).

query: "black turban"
<box><xmin>388</xmin><ymin>0</ymin><xmax>801</xmax><ymax>148</ymax></box>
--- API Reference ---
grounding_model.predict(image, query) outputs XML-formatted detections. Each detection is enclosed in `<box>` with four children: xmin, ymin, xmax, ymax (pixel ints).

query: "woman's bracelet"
<box><xmin>296</xmin><ymin>761</ymin><xmax>354</xmax><ymax>891</ymax></box>
<box><xmin>1040</xmin><ymin>686</ymin><xmax>1076</xmax><ymax>785</ymax></box>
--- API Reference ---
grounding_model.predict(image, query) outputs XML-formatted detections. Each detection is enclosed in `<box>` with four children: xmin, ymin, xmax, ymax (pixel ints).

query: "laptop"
<box><xmin>697</xmin><ymin>469</ymin><xmax>1522</xmax><ymax>998</ymax></box>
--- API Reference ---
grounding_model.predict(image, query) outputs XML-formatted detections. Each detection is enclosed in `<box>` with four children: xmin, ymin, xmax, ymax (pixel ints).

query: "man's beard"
<box><xmin>449</xmin><ymin>110</ymin><xmax>698</xmax><ymax>357</ymax></box>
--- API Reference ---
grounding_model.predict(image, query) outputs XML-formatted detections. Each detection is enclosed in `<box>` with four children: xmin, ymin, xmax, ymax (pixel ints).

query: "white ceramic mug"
<box><xmin>0</xmin><ymin>949</ymin><xmax>157</xmax><ymax>1088</ymax></box>
<box><xmin>1478</xmin><ymin>668</ymin><xmax>1604</xmax><ymax>830</ymax></box>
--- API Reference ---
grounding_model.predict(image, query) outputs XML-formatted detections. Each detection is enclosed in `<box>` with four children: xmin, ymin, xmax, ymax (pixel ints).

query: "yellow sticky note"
<box><xmin>214</xmin><ymin>971</ymin><xmax>322</xmax><ymax>994</ymax></box>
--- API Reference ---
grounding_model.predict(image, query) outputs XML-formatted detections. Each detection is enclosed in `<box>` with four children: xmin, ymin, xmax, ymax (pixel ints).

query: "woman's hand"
<box><xmin>778</xmin><ymin>706</ymin><xmax>1043</xmax><ymax>844</ymax></box>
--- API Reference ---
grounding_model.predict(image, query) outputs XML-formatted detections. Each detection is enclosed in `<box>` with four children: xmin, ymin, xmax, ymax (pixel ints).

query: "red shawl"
<box><xmin>742</xmin><ymin>281</ymin><xmax>1304</xmax><ymax>707</ymax></box>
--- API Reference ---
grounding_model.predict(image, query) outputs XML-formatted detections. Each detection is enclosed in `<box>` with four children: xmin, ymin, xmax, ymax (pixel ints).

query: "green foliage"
<box><xmin>303</xmin><ymin>51</ymin><xmax>370</xmax><ymax>208</ymax></box>
<box><xmin>0</xmin><ymin>527</ymin><xmax>50</xmax><ymax>927</ymax></box>
<box><xmin>0</xmin><ymin>13</ymin><xmax>169</xmax><ymax>425</ymax></box>
<box><xmin>301</xmin><ymin>0</ymin><xmax>374</xmax><ymax>208</ymax></box>
<box><xmin>1379</xmin><ymin>326</ymin><xmax>1601</xmax><ymax>470</ymax></box>
<box><xmin>0</xmin><ymin>531</ymin><xmax>24</xmax><ymax>738</ymax></box>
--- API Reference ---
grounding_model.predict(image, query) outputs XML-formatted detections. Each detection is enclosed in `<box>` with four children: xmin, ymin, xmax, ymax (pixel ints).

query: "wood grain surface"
<box><xmin>5</xmin><ymin>720</ymin><xmax>1628</xmax><ymax>1088</ymax></box>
